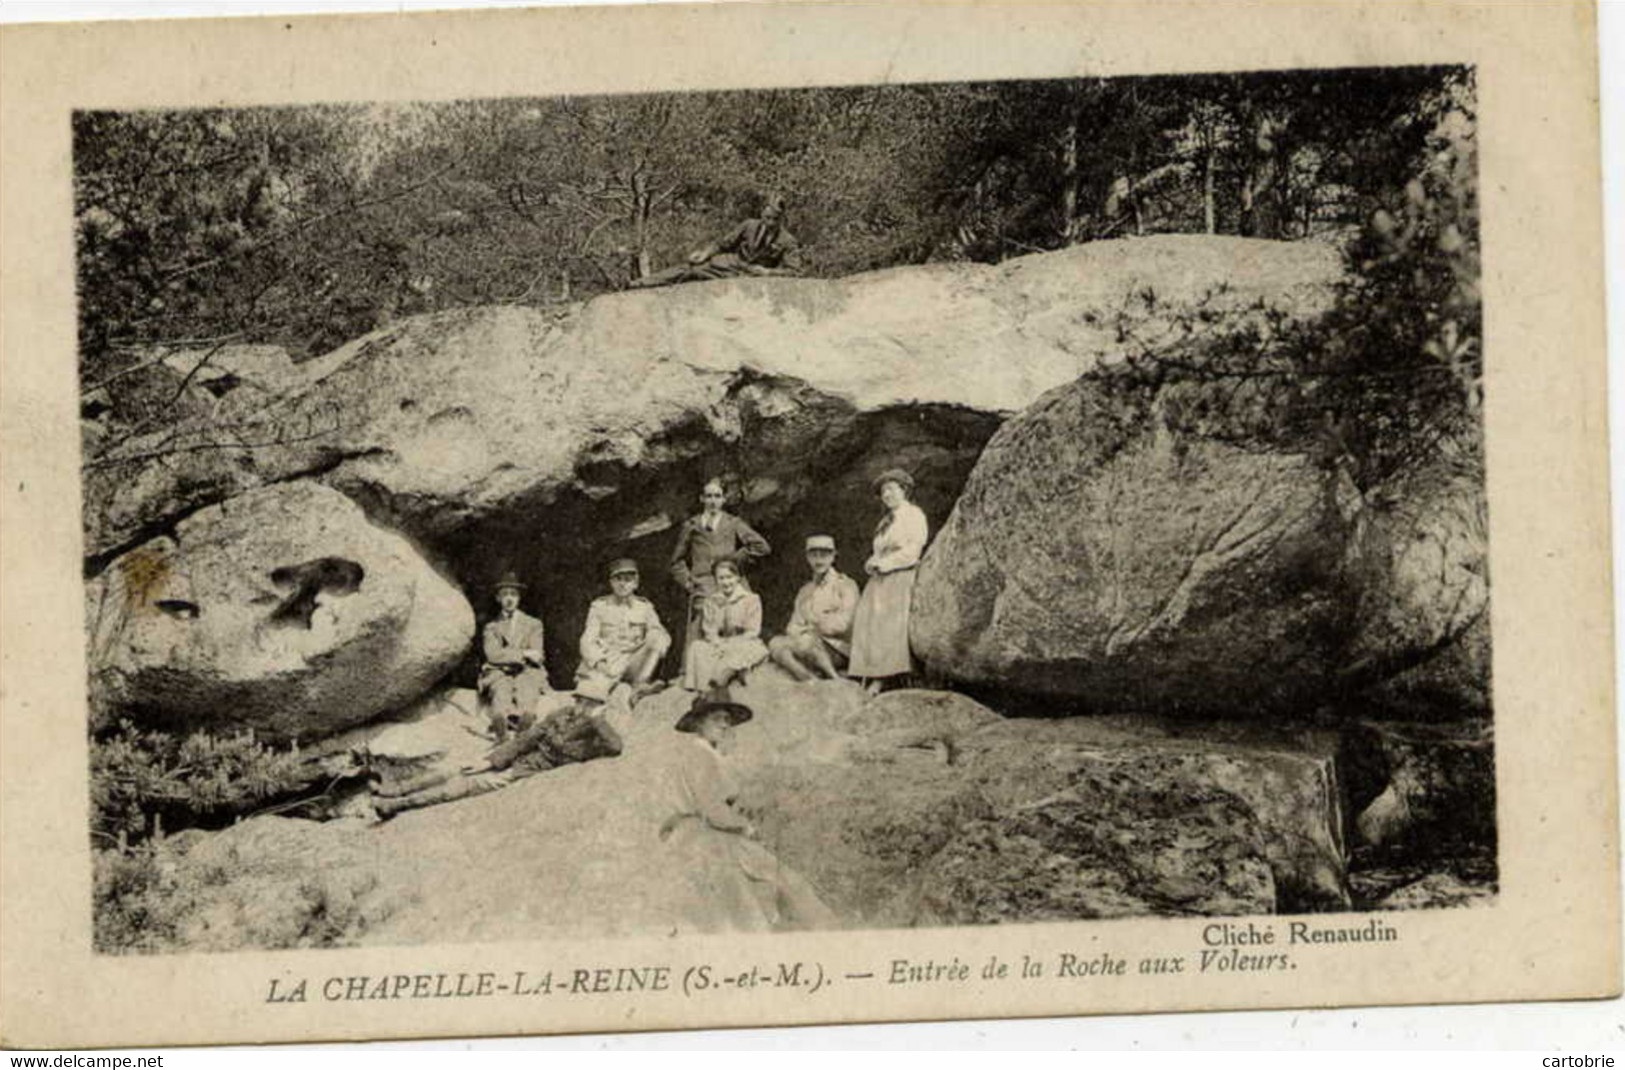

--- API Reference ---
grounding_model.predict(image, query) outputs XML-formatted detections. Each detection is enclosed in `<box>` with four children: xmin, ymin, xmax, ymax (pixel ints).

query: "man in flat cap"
<box><xmin>477</xmin><ymin>571</ymin><xmax>551</xmax><ymax>742</ymax></box>
<box><xmin>670</xmin><ymin>478</ymin><xmax>770</xmax><ymax>660</ymax></box>
<box><xmin>577</xmin><ymin>558</ymin><xmax>671</xmax><ymax>701</ymax></box>
<box><xmin>769</xmin><ymin>534</ymin><xmax>861</xmax><ymax>682</ymax></box>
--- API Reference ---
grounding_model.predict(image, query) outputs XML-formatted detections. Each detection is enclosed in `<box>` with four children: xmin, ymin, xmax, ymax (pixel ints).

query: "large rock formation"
<box><xmin>84</xmin><ymin>237</ymin><xmax>1346</xmax><ymax>691</ymax></box>
<box><xmin>741</xmin><ymin>695</ymin><xmax>1350</xmax><ymax>926</ymax></box>
<box><xmin>910</xmin><ymin>359</ymin><xmax>1489</xmax><ymax>718</ymax></box>
<box><xmin>910</xmin><ymin>366</ymin><xmax>1364</xmax><ymax>714</ymax></box>
<box><xmin>1344</xmin><ymin>451</ymin><xmax>1491</xmax><ymax>715</ymax></box>
<box><xmin>85</xmin><ymin>482</ymin><xmax>473</xmax><ymax>740</ymax></box>
<box><xmin>109</xmin><ymin>665</ymin><xmax>1363</xmax><ymax>951</ymax></box>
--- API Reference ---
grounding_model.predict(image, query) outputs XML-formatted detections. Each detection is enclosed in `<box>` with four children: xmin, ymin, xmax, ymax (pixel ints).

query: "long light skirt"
<box><xmin>662</xmin><ymin>822</ymin><xmax>839</xmax><ymax>933</ymax></box>
<box><xmin>848</xmin><ymin>568</ymin><xmax>916</xmax><ymax>678</ymax></box>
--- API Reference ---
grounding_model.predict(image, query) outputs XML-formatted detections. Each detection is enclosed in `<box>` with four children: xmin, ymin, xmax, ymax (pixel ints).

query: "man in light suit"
<box><xmin>670</xmin><ymin>478</ymin><xmax>770</xmax><ymax>658</ymax></box>
<box><xmin>477</xmin><ymin>572</ymin><xmax>551</xmax><ymax>742</ymax></box>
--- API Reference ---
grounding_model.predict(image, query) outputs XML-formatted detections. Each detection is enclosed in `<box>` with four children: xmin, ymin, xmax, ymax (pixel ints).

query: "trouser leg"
<box><xmin>485</xmin><ymin>689</ymin><xmax>511</xmax><ymax>742</ymax></box>
<box><xmin>374</xmin><ymin>769</ymin><xmax>457</xmax><ymax>798</ymax></box>
<box><xmin>629</xmin><ymin>264</ymin><xmax>701</xmax><ymax>289</ymax></box>
<box><xmin>807</xmin><ymin>642</ymin><xmax>843</xmax><ymax>680</ymax></box>
<box><xmin>623</xmin><ymin>640</ymin><xmax>664</xmax><ymax>685</ymax></box>
<box><xmin>375</xmin><ymin>771</ymin><xmax>512</xmax><ymax>816</ymax></box>
<box><xmin>769</xmin><ymin>636</ymin><xmax>810</xmax><ymax>680</ymax></box>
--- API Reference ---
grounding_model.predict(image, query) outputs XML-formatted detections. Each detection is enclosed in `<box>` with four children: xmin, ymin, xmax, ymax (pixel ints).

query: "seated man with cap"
<box><xmin>577</xmin><ymin>558</ymin><xmax>671</xmax><ymax>702</ymax></box>
<box><xmin>373</xmin><ymin>679</ymin><xmax>623</xmax><ymax>818</ymax></box>
<box><xmin>768</xmin><ymin>534</ymin><xmax>861</xmax><ymax>682</ymax></box>
<box><xmin>478</xmin><ymin>571</ymin><xmax>552</xmax><ymax>742</ymax></box>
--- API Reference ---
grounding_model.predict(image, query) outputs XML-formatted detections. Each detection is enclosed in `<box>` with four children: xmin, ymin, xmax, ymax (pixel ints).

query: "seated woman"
<box><xmin>682</xmin><ymin>558</ymin><xmax>768</xmax><ymax>692</ymax></box>
<box><xmin>658</xmin><ymin>695</ymin><xmax>838</xmax><ymax>932</ymax></box>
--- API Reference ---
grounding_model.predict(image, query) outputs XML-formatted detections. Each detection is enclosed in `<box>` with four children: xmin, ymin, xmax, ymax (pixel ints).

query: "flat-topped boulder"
<box><xmin>84</xmin><ymin>238</ymin><xmax>1345</xmax><ymax>687</ymax></box>
<box><xmin>115</xmin><ymin>666</ymin><xmax>1361</xmax><ymax>951</ymax></box>
<box><xmin>911</xmin><ymin>355</ymin><xmax>1487</xmax><ymax>718</ymax></box>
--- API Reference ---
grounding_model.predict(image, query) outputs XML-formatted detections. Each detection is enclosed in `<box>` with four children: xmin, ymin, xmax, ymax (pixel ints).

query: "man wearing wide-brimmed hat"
<box><xmin>477</xmin><ymin>571</ymin><xmax>551</xmax><ymax>742</ymax></box>
<box><xmin>769</xmin><ymin>534</ymin><xmax>861</xmax><ymax>681</ymax></box>
<box><xmin>577</xmin><ymin>558</ymin><xmax>671</xmax><ymax>701</ymax></box>
<box><xmin>373</xmin><ymin>679</ymin><xmax>623</xmax><ymax>819</ymax></box>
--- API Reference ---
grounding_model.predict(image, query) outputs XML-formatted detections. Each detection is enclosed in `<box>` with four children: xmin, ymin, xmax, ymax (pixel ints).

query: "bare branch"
<box><xmin>85</xmin><ymin>332</ymin><xmax>248</xmax><ymax>394</ymax></box>
<box><xmin>86</xmin><ymin>404</ymin><xmax>345</xmax><ymax>472</ymax></box>
<box><xmin>167</xmin><ymin>335</ymin><xmax>240</xmax><ymax>405</ymax></box>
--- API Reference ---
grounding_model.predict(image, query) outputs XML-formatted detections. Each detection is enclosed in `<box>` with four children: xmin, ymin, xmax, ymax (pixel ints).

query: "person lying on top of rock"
<box><xmin>628</xmin><ymin>193</ymin><xmax>801</xmax><ymax>290</ymax></box>
<box><xmin>577</xmin><ymin>558</ymin><xmax>671</xmax><ymax>706</ymax></box>
<box><xmin>372</xmin><ymin>679</ymin><xmax>623</xmax><ymax>819</ymax></box>
<box><xmin>478</xmin><ymin>571</ymin><xmax>552</xmax><ymax>742</ymax></box>
<box><xmin>768</xmin><ymin>534</ymin><xmax>861</xmax><ymax>682</ymax></box>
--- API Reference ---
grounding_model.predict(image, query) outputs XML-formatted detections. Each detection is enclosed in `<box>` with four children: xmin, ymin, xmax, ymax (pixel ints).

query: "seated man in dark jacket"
<box><xmin>373</xmin><ymin>680</ymin><xmax>622</xmax><ymax>818</ymax></box>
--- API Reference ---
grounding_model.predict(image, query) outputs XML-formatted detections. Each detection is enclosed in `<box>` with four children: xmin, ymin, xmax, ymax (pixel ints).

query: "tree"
<box><xmin>1095</xmin><ymin>67</ymin><xmax>1480</xmax><ymax>494</ymax></box>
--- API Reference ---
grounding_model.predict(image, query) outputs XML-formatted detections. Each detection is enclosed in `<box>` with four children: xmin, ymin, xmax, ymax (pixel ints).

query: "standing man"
<box><xmin>577</xmin><ymin>558</ymin><xmax>671</xmax><ymax>702</ymax></box>
<box><xmin>477</xmin><ymin>571</ymin><xmax>551</xmax><ymax>742</ymax></box>
<box><xmin>768</xmin><ymin>534</ymin><xmax>861</xmax><ymax>681</ymax></box>
<box><xmin>670</xmin><ymin>478</ymin><xmax>770</xmax><ymax>658</ymax></box>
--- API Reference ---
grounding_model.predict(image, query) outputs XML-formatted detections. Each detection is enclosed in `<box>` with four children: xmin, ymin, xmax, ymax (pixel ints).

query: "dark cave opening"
<box><xmin>420</xmin><ymin>402</ymin><xmax>1004</xmax><ymax>691</ymax></box>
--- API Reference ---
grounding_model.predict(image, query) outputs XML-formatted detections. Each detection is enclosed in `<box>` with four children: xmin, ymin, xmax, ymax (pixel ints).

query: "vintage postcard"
<box><xmin>0</xmin><ymin>0</ymin><xmax>1616</xmax><ymax>1049</ymax></box>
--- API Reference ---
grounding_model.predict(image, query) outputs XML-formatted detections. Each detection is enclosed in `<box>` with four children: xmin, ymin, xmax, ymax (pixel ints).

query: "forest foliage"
<box><xmin>74</xmin><ymin>67</ymin><xmax>1476</xmax><ymax>373</ymax></box>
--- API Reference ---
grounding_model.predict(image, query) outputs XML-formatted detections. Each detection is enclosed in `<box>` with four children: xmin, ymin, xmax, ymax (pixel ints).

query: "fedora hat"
<box><xmin>675</xmin><ymin>693</ymin><xmax>754</xmax><ymax>734</ymax></box>
<box><xmin>494</xmin><ymin>570</ymin><xmax>526</xmax><ymax>592</ymax></box>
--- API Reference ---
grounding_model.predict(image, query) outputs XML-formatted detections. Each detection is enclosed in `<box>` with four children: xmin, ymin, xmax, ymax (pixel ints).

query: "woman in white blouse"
<box><xmin>848</xmin><ymin>468</ymin><xmax>930</xmax><ymax>694</ymax></box>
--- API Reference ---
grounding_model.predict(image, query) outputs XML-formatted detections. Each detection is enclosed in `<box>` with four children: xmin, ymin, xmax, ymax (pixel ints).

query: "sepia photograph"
<box><xmin>0</xmin><ymin>0</ymin><xmax>1614</xmax><ymax>1050</ymax></box>
<box><xmin>76</xmin><ymin>65</ymin><xmax>1492</xmax><ymax>953</ymax></box>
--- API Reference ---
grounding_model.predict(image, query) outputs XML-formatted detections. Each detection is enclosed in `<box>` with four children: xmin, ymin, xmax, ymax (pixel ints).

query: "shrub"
<box><xmin>90</xmin><ymin>719</ymin><xmax>308</xmax><ymax>848</ymax></box>
<box><xmin>1096</xmin><ymin>72</ymin><xmax>1481</xmax><ymax>498</ymax></box>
